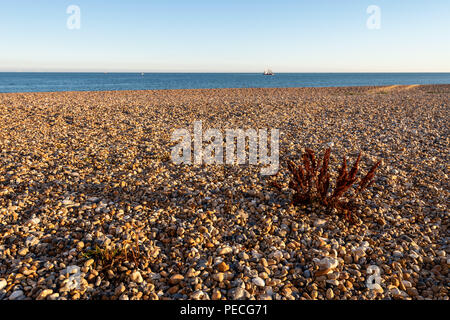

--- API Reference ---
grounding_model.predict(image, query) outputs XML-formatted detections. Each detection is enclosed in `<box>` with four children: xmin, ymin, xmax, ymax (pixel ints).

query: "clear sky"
<box><xmin>1</xmin><ymin>0</ymin><xmax>449</xmax><ymax>72</ymax></box>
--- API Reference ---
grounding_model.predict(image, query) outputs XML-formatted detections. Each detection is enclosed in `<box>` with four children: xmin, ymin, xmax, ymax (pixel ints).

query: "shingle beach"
<box><xmin>0</xmin><ymin>85</ymin><xmax>448</xmax><ymax>300</ymax></box>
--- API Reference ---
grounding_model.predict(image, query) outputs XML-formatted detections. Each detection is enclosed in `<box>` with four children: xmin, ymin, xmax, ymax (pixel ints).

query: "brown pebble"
<box><xmin>217</xmin><ymin>262</ymin><xmax>230</xmax><ymax>272</ymax></box>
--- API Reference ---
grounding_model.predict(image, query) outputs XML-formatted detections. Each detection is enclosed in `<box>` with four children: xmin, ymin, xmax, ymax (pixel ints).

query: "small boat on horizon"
<box><xmin>263</xmin><ymin>68</ymin><xmax>274</xmax><ymax>76</ymax></box>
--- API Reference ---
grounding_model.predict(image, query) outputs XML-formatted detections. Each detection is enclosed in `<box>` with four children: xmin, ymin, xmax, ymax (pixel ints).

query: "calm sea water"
<box><xmin>0</xmin><ymin>72</ymin><xmax>449</xmax><ymax>93</ymax></box>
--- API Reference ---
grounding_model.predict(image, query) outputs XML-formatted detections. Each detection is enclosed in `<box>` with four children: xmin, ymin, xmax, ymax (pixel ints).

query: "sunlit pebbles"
<box><xmin>0</xmin><ymin>85</ymin><xmax>448</xmax><ymax>300</ymax></box>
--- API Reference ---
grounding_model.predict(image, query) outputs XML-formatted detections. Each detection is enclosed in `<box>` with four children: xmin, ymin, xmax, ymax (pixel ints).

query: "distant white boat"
<box><xmin>263</xmin><ymin>68</ymin><xmax>274</xmax><ymax>76</ymax></box>
<box><xmin>141</xmin><ymin>72</ymin><xmax>145</xmax><ymax>76</ymax></box>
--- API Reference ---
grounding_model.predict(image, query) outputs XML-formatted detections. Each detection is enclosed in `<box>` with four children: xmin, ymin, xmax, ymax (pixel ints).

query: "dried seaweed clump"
<box><xmin>283</xmin><ymin>148</ymin><xmax>381</xmax><ymax>222</ymax></box>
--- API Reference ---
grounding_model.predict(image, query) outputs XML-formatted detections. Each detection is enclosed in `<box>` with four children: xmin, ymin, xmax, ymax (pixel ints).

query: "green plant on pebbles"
<box><xmin>82</xmin><ymin>240</ymin><xmax>144</xmax><ymax>271</ymax></box>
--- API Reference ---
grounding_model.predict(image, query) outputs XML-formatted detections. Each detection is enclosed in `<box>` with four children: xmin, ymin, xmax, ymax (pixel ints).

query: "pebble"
<box><xmin>0</xmin><ymin>87</ymin><xmax>447</xmax><ymax>301</ymax></box>
<box><xmin>217</xmin><ymin>262</ymin><xmax>230</xmax><ymax>272</ymax></box>
<box><xmin>37</xmin><ymin>289</ymin><xmax>53</xmax><ymax>300</ymax></box>
<box><xmin>229</xmin><ymin>287</ymin><xmax>246</xmax><ymax>300</ymax></box>
<box><xmin>353</xmin><ymin>247</ymin><xmax>367</xmax><ymax>261</ymax></box>
<box><xmin>319</xmin><ymin>257</ymin><xmax>339</xmax><ymax>269</ymax></box>
<box><xmin>314</xmin><ymin>219</ymin><xmax>327</xmax><ymax>227</ymax></box>
<box><xmin>326</xmin><ymin>288</ymin><xmax>334</xmax><ymax>299</ymax></box>
<box><xmin>218</xmin><ymin>246</ymin><xmax>233</xmax><ymax>255</ymax></box>
<box><xmin>390</xmin><ymin>287</ymin><xmax>408</xmax><ymax>299</ymax></box>
<box><xmin>212</xmin><ymin>288</ymin><xmax>222</xmax><ymax>300</ymax></box>
<box><xmin>0</xmin><ymin>279</ymin><xmax>6</xmax><ymax>291</ymax></box>
<box><xmin>63</xmin><ymin>265</ymin><xmax>80</xmax><ymax>275</ymax></box>
<box><xmin>9</xmin><ymin>290</ymin><xmax>25</xmax><ymax>300</ymax></box>
<box><xmin>326</xmin><ymin>279</ymin><xmax>339</xmax><ymax>286</ymax></box>
<box><xmin>18</xmin><ymin>248</ymin><xmax>28</xmax><ymax>256</ymax></box>
<box><xmin>271</xmin><ymin>250</ymin><xmax>284</xmax><ymax>262</ymax></box>
<box><xmin>115</xmin><ymin>283</ymin><xmax>126</xmax><ymax>295</ymax></box>
<box><xmin>252</xmin><ymin>277</ymin><xmax>265</xmax><ymax>287</ymax></box>
<box><xmin>84</xmin><ymin>259</ymin><xmax>94</xmax><ymax>268</ymax></box>
<box><xmin>169</xmin><ymin>274</ymin><xmax>184</xmax><ymax>285</ymax></box>
<box><xmin>131</xmin><ymin>271</ymin><xmax>144</xmax><ymax>283</ymax></box>
<box><xmin>371</xmin><ymin>283</ymin><xmax>384</xmax><ymax>294</ymax></box>
<box><xmin>191</xmin><ymin>290</ymin><xmax>207</xmax><ymax>300</ymax></box>
<box><xmin>213</xmin><ymin>273</ymin><xmax>225</xmax><ymax>282</ymax></box>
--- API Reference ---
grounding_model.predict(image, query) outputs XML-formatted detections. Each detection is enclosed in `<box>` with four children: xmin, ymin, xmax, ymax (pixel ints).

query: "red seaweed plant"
<box><xmin>284</xmin><ymin>148</ymin><xmax>381</xmax><ymax>222</ymax></box>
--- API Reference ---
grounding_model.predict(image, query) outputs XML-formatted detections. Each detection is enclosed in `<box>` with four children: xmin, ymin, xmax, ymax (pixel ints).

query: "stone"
<box><xmin>48</xmin><ymin>293</ymin><xmax>60</xmax><ymax>300</ymax></box>
<box><xmin>436</xmin><ymin>250</ymin><xmax>446</xmax><ymax>257</ymax></box>
<box><xmin>0</xmin><ymin>87</ymin><xmax>446</xmax><ymax>302</ymax></box>
<box><xmin>186</xmin><ymin>268</ymin><xmax>197</xmax><ymax>278</ymax></box>
<box><xmin>326</xmin><ymin>288</ymin><xmax>334</xmax><ymax>299</ymax></box>
<box><xmin>115</xmin><ymin>283</ymin><xmax>126</xmax><ymax>295</ymax></box>
<box><xmin>27</xmin><ymin>217</ymin><xmax>41</xmax><ymax>225</ymax></box>
<box><xmin>344</xmin><ymin>254</ymin><xmax>353</xmax><ymax>264</ymax></box>
<box><xmin>18</xmin><ymin>248</ymin><xmax>28</xmax><ymax>256</ymax></box>
<box><xmin>37</xmin><ymin>289</ymin><xmax>53</xmax><ymax>300</ymax></box>
<box><xmin>281</xmin><ymin>287</ymin><xmax>292</xmax><ymax>296</ymax></box>
<box><xmin>353</xmin><ymin>247</ymin><xmax>366</xmax><ymax>261</ymax></box>
<box><xmin>229</xmin><ymin>287</ymin><xmax>246</xmax><ymax>300</ymax></box>
<box><xmin>401</xmin><ymin>280</ymin><xmax>412</xmax><ymax>288</ymax></box>
<box><xmin>218</xmin><ymin>246</ymin><xmax>232</xmax><ymax>255</ymax></box>
<box><xmin>315</xmin><ymin>268</ymin><xmax>333</xmax><ymax>276</ymax></box>
<box><xmin>131</xmin><ymin>271</ymin><xmax>144</xmax><ymax>284</ymax></box>
<box><xmin>371</xmin><ymin>283</ymin><xmax>384</xmax><ymax>294</ymax></box>
<box><xmin>62</xmin><ymin>199</ymin><xmax>74</xmax><ymax>206</ymax></box>
<box><xmin>271</xmin><ymin>250</ymin><xmax>283</xmax><ymax>262</ymax></box>
<box><xmin>326</xmin><ymin>279</ymin><xmax>339</xmax><ymax>286</ymax></box>
<box><xmin>9</xmin><ymin>290</ymin><xmax>24</xmax><ymax>300</ymax></box>
<box><xmin>169</xmin><ymin>274</ymin><xmax>184</xmax><ymax>285</ymax></box>
<box><xmin>76</xmin><ymin>241</ymin><xmax>84</xmax><ymax>251</ymax></box>
<box><xmin>191</xmin><ymin>290</ymin><xmax>206</xmax><ymax>300</ymax></box>
<box><xmin>406</xmin><ymin>287</ymin><xmax>419</xmax><ymax>297</ymax></box>
<box><xmin>212</xmin><ymin>288</ymin><xmax>222</xmax><ymax>300</ymax></box>
<box><xmin>314</xmin><ymin>219</ymin><xmax>327</xmax><ymax>227</ymax></box>
<box><xmin>217</xmin><ymin>262</ymin><xmax>230</xmax><ymax>272</ymax></box>
<box><xmin>0</xmin><ymin>279</ymin><xmax>7</xmax><ymax>291</ymax></box>
<box><xmin>239</xmin><ymin>252</ymin><xmax>250</xmax><ymax>260</ymax></box>
<box><xmin>213</xmin><ymin>273</ymin><xmax>225</xmax><ymax>282</ymax></box>
<box><xmin>252</xmin><ymin>277</ymin><xmax>265</xmax><ymax>287</ymax></box>
<box><xmin>63</xmin><ymin>265</ymin><xmax>80</xmax><ymax>275</ymax></box>
<box><xmin>148</xmin><ymin>272</ymin><xmax>161</xmax><ymax>280</ymax></box>
<box><xmin>25</xmin><ymin>236</ymin><xmax>39</xmax><ymax>247</ymax></box>
<box><xmin>168</xmin><ymin>285</ymin><xmax>179</xmax><ymax>294</ymax></box>
<box><xmin>390</xmin><ymin>287</ymin><xmax>407</xmax><ymax>299</ymax></box>
<box><xmin>84</xmin><ymin>259</ymin><xmax>94</xmax><ymax>268</ymax></box>
<box><xmin>315</xmin><ymin>257</ymin><xmax>339</xmax><ymax>270</ymax></box>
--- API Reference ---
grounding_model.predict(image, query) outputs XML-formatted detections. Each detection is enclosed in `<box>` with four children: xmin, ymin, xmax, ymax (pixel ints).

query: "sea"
<box><xmin>0</xmin><ymin>72</ymin><xmax>449</xmax><ymax>93</ymax></box>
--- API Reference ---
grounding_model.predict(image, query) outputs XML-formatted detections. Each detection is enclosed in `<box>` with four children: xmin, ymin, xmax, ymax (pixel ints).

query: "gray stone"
<box><xmin>9</xmin><ymin>290</ymin><xmax>24</xmax><ymax>300</ymax></box>
<box><xmin>252</xmin><ymin>277</ymin><xmax>265</xmax><ymax>287</ymax></box>
<box><xmin>229</xmin><ymin>287</ymin><xmax>246</xmax><ymax>300</ymax></box>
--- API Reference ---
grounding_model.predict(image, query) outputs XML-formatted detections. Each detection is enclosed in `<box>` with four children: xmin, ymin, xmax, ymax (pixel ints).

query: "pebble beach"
<box><xmin>0</xmin><ymin>84</ymin><xmax>448</xmax><ymax>300</ymax></box>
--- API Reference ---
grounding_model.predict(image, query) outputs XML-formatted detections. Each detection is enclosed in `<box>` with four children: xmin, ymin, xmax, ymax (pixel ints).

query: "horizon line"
<box><xmin>2</xmin><ymin>71</ymin><xmax>450</xmax><ymax>74</ymax></box>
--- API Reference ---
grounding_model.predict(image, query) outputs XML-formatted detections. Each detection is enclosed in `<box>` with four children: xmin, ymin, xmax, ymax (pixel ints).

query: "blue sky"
<box><xmin>1</xmin><ymin>0</ymin><xmax>449</xmax><ymax>72</ymax></box>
